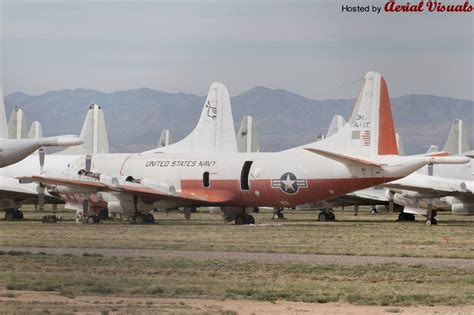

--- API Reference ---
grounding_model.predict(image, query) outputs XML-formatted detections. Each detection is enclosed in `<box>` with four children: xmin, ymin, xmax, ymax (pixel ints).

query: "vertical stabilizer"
<box><xmin>59</xmin><ymin>104</ymin><xmax>109</xmax><ymax>155</ymax></box>
<box><xmin>304</xmin><ymin>71</ymin><xmax>399</xmax><ymax>158</ymax></box>
<box><xmin>0</xmin><ymin>88</ymin><xmax>8</xmax><ymax>139</ymax></box>
<box><xmin>8</xmin><ymin>107</ymin><xmax>28</xmax><ymax>139</ymax></box>
<box><xmin>29</xmin><ymin>121</ymin><xmax>44</xmax><ymax>139</ymax></box>
<box><xmin>158</xmin><ymin>129</ymin><xmax>173</xmax><ymax>147</ymax></box>
<box><xmin>443</xmin><ymin>119</ymin><xmax>470</xmax><ymax>155</ymax></box>
<box><xmin>151</xmin><ymin>82</ymin><xmax>237</xmax><ymax>153</ymax></box>
<box><xmin>326</xmin><ymin>115</ymin><xmax>346</xmax><ymax>138</ymax></box>
<box><xmin>237</xmin><ymin>115</ymin><xmax>260</xmax><ymax>153</ymax></box>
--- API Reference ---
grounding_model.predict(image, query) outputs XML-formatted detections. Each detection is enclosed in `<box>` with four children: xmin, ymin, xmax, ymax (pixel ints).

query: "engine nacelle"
<box><xmin>451</xmin><ymin>203</ymin><xmax>474</xmax><ymax>215</ymax></box>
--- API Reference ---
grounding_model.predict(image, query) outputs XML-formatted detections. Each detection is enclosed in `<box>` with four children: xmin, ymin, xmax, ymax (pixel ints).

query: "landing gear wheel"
<box><xmin>98</xmin><ymin>208</ymin><xmax>109</xmax><ymax>220</ymax></box>
<box><xmin>146</xmin><ymin>213</ymin><xmax>155</xmax><ymax>224</ymax></box>
<box><xmin>318</xmin><ymin>212</ymin><xmax>327</xmax><ymax>221</ymax></box>
<box><xmin>42</xmin><ymin>215</ymin><xmax>58</xmax><ymax>224</ymax></box>
<box><xmin>370</xmin><ymin>207</ymin><xmax>378</xmax><ymax>214</ymax></box>
<box><xmin>426</xmin><ymin>218</ymin><xmax>437</xmax><ymax>226</ymax></box>
<box><xmin>5</xmin><ymin>209</ymin><xmax>23</xmax><ymax>221</ymax></box>
<box><xmin>247</xmin><ymin>215</ymin><xmax>255</xmax><ymax>225</ymax></box>
<box><xmin>272</xmin><ymin>208</ymin><xmax>285</xmax><ymax>220</ymax></box>
<box><xmin>134</xmin><ymin>214</ymin><xmax>145</xmax><ymax>225</ymax></box>
<box><xmin>398</xmin><ymin>212</ymin><xmax>407</xmax><ymax>221</ymax></box>
<box><xmin>235</xmin><ymin>214</ymin><xmax>246</xmax><ymax>225</ymax></box>
<box><xmin>318</xmin><ymin>211</ymin><xmax>335</xmax><ymax>222</ymax></box>
<box><xmin>328</xmin><ymin>212</ymin><xmax>336</xmax><ymax>221</ymax></box>
<box><xmin>87</xmin><ymin>216</ymin><xmax>98</xmax><ymax>224</ymax></box>
<box><xmin>5</xmin><ymin>211</ymin><xmax>14</xmax><ymax>221</ymax></box>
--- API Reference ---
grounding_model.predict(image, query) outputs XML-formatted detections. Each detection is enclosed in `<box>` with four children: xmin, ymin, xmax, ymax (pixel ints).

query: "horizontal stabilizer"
<box><xmin>424</xmin><ymin>155</ymin><xmax>470</xmax><ymax>165</ymax></box>
<box><xmin>38</xmin><ymin>136</ymin><xmax>84</xmax><ymax>147</ymax></box>
<box><xmin>305</xmin><ymin>148</ymin><xmax>382</xmax><ymax>167</ymax></box>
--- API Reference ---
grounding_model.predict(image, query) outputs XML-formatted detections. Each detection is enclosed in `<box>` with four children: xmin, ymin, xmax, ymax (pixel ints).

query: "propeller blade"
<box><xmin>39</xmin><ymin>148</ymin><xmax>45</xmax><ymax>174</ymax></box>
<box><xmin>85</xmin><ymin>155</ymin><xmax>92</xmax><ymax>172</ymax></box>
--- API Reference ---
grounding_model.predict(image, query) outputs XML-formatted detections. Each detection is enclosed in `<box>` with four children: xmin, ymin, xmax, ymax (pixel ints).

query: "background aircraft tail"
<box><xmin>29</xmin><ymin>121</ymin><xmax>44</xmax><ymax>139</ymax></box>
<box><xmin>442</xmin><ymin>119</ymin><xmax>470</xmax><ymax>155</ymax></box>
<box><xmin>237</xmin><ymin>115</ymin><xmax>260</xmax><ymax>153</ymax></box>
<box><xmin>59</xmin><ymin>104</ymin><xmax>109</xmax><ymax>155</ymax></box>
<box><xmin>152</xmin><ymin>82</ymin><xmax>237</xmax><ymax>153</ymax></box>
<box><xmin>8</xmin><ymin>107</ymin><xmax>28</xmax><ymax>139</ymax></box>
<box><xmin>326</xmin><ymin>115</ymin><xmax>346</xmax><ymax>138</ymax></box>
<box><xmin>158</xmin><ymin>129</ymin><xmax>173</xmax><ymax>147</ymax></box>
<box><xmin>307</xmin><ymin>71</ymin><xmax>399</xmax><ymax>159</ymax></box>
<box><xmin>0</xmin><ymin>87</ymin><xmax>8</xmax><ymax>139</ymax></box>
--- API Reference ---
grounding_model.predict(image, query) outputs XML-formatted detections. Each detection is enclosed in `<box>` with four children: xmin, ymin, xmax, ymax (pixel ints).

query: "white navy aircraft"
<box><xmin>18</xmin><ymin>72</ymin><xmax>468</xmax><ymax>225</ymax></box>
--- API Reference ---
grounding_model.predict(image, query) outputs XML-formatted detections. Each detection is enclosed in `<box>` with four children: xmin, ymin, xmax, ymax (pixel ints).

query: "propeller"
<box><xmin>37</xmin><ymin>148</ymin><xmax>46</xmax><ymax>211</ymax></box>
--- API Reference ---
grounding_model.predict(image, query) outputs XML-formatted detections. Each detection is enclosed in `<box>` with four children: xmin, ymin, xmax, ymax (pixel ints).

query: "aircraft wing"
<box><xmin>384</xmin><ymin>174</ymin><xmax>473</xmax><ymax>198</ymax></box>
<box><xmin>23</xmin><ymin>175</ymin><xmax>229</xmax><ymax>205</ymax></box>
<box><xmin>0</xmin><ymin>185</ymin><xmax>63</xmax><ymax>204</ymax></box>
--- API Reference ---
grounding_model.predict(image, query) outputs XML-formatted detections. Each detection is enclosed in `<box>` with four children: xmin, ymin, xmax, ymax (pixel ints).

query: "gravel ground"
<box><xmin>1</xmin><ymin>245</ymin><xmax>473</xmax><ymax>268</ymax></box>
<box><xmin>1</xmin><ymin>290</ymin><xmax>474</xmax><ymax>314</ymax></box>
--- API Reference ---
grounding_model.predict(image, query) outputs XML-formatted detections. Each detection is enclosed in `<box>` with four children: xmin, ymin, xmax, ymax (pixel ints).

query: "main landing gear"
<box><xmin>5</xmin><ymin>208</ymin><xmax>23</xmax><ymax>221</ymax></box>
<box><xmin>234</xmin><ymin>213</ymin><xmax>255</xmax><ymax>225</ymax></box>
<box><xmin>86</xmin><ymin>215</ymin><xmax>101</xmax><ymax>224</ymax></box>
<box><xmin>272</xmin><ymin>207</ymin><xmax>285</xmax><ymax>220</ymax></box>
<box><xmin>397</xmin><ymin>212</ymin><xmax>415</xmax><ymax>222</ymax></box>
<box><xmin>317</xmin><ymin>209</ymin><xmax>335</xmax><ymax>221</ymax></box>
<box><xmin>132</xmin><ymin>212</ymin><xmax>155</xmax><ymax>224</ymax></box>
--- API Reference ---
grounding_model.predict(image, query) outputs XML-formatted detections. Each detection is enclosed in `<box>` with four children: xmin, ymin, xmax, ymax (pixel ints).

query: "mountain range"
<box><xmin>4</xmin><ymin>87</ymin><xmax>473</xmax><ymax>154</ymax></box>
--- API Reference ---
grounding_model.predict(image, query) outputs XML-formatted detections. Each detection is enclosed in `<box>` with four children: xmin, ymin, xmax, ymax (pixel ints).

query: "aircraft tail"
<box><xmin>158</xmin><ymin>129</ymin><xmax>173</xmax><ymax>147</ymax></box>
<box><xmin>150</xmin><ymin>82</ymin><xmax>237</xmax><ymax>153</ymax></box>
<box><xmin>29</xmin><ymin>121</ymin><xmax>44</xmax><ymax>139</ymax></box>
<box><xmin>307</xmin><ymin>71</ymin><xmax>398</xmax><ymax>159</ymax></box>
<box><xmin>8</xmin><ymin>107</ymin><xmax>28</xmax><ymax>139</ymax></box>
<box><xmin>237</xmin><ymin>115</ymin><xmax>260</xmax><ymax>153</ymax></box>
<box><xmin>0</xmin><ymin>87</ymin><xmax>8</xmax><ymax>139</ymax></box>
<box><xmin>443</xmin><ymin>119</ymin><xmax>470</xmax><ymax>155</ymax></box>
<box><xmin>326</xmin><ymin>115</ymin><xmax>346</xmax><ymax>138</ymax></box>
<box><xmin>59</xmin><ymin>104</ymin><xmax>110</xmax><ymax>155</ymax></box>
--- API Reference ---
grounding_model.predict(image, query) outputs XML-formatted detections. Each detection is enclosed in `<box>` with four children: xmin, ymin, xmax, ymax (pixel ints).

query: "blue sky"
<box><xmin>1</xmin><ymin>0</ymin><xmax>473</xmax><ymax>100</ymax></box>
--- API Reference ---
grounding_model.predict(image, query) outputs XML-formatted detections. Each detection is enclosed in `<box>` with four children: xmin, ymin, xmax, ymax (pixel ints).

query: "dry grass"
<box><xmin>0</xmin><ymin>251</ymin><xmax>473</xmax><ymax>306</ymax></box>
<box><xmin>1</xmin><ymin>207</ymin><xmax>473</xmax><ymax>259</ymax></box>
<box><xmin>0</xmin><ymin>207</ymin><xmax>473</xmax><ymax>307</ymax></box>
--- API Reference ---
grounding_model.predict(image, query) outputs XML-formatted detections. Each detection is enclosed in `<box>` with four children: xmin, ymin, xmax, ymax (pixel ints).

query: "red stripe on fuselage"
<box><xmin>181</xmin><ymin>177</ymin><xmax>398</xmax><ymax>208</ymax></box>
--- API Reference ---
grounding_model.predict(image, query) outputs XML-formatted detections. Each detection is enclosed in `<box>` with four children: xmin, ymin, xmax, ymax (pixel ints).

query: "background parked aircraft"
<box><xmin>385</xmin><ymin>119</ymin><xmax>473</xmax><ymax>225</ymax></box>
<box><xmin>0</xmin><ymin>88</ymin><xmax>83</xmax><ymax>169</ymax></box>
<box><xmin>0</xmin><ymin>104</ymin><xmax>109</xmax><ymax>220</ymax></box>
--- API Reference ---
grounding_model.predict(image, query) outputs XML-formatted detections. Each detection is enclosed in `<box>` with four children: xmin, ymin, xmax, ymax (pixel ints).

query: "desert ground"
<box><xmin>0</xmin><ymin>207</ymin><xmax>473</xmax><ymax>314</ymax></box>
